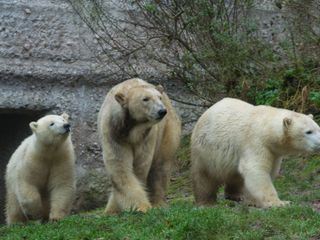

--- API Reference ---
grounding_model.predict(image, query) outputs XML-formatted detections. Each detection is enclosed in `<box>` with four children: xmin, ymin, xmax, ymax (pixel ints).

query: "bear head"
<box><xmin>115</xmin><ymin>84</ymin><xmax>167</xmax><ymax>123</ymax></box>
<box><xmin>283</xmin><ymin>113</ymin><xmax>320</xmax><ymax>153</ymax></box>
<box><xmin>29</xmin><ymin>113</ymin><xmax>71</xmax><ymax>145</ymax></box>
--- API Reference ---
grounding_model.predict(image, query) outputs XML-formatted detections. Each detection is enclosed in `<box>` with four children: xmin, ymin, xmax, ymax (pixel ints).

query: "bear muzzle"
<box><xmin>157</xmin><ymin>109</ymin><xmax>167</xmax><ymax>119</ymax></box>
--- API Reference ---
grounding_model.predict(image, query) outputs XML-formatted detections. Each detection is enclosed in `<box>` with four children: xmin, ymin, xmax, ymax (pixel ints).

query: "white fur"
<box><xmin>191</xmin><ymin>98</ymin><xmax>320</xmax><ymax>207</ymax></box>
<box><xmin>98</xmin><ymin>78</ymin><xmax>181</xmax><ymax>214</ymax></box>
<box><xmin>5</xmin><ymin>114</ymin><xmax>75</xmax><ymax>224</ymax></box>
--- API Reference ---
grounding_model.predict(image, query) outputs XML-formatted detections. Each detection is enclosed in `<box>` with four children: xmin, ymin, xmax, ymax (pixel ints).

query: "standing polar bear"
<box><xmin>98</xmin><ymin>78</ymin><xmax>181</xmax><ymax>214</ymax></box>
<box><xmin>191</xmin><ymin>98</ymin><xmax>320</xmax><ymax>208</ymax></box>
<box><xmin>5</xmin><ymin>113</ymin><xmax>76</xmax><ymax>224</ymax></box>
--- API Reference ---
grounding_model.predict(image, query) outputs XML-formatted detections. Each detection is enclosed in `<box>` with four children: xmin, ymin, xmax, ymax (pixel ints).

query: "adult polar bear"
<box><xmin>98</xmin><ymin>78</ymin><xmax>181</xmax><ymax>214</ymax></box>
<box><xmin>191</xmin><ymin>98</ymin><xmax>320</xmax><ymax>208</ymax></box>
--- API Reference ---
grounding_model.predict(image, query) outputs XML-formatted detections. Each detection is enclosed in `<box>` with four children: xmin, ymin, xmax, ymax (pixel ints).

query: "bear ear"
<box><xmin>115</xmin><ymin>92</ymin><xmax>127</xmax><ymax>107</ymax></box>
<box><xmin>156</xmin><ymin>84</ymin><xmax>164</xmax><ymax>94</ymax></box>
<box><xmin>61</xmin><ymin>112</ymin><xmax>69</xmax><ymax>121</ymax></box>
<box><xmin>29</xmin><ymin>122</ymin><xmax>38</xmax><ymax>132</ymax></box>
<box><xmin>283</xmin><ymin>117</ymin><xmax>292</xmax><ymax>129</ymax></box>
<box><xmin>308</xmin><ymin>114</ymin><xmax>314</xmax><ymax>119</ymax></box>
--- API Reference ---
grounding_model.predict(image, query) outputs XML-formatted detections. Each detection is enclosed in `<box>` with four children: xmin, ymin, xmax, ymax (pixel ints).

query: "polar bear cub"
<box><xmin>5</xmin><ymin>113</ymin><xmax>76</xmax><ymax>225</ymax></box>
<box><xmin>191</xmin><ymin>98</ymin><xmax>320</xmax><ymax>208</ymax></box>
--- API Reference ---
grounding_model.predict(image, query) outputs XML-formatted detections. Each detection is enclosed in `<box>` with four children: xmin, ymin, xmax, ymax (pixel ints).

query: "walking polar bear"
<box><xmin>191</xmin><ymin>98</ymin><xmax>320</xmax><ymax>208</ymax></box>
<box><xmin>98</xmin><ymin>78</ymin><xmax>181</xmax><ymax>214</ymax></box>
<box><xmin>5</xmin><ymin>113</ymin><xmax>76</xmax><ymax>224</ymax></box>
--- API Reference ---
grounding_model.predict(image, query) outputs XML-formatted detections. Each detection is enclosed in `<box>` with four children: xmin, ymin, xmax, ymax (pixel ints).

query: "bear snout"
<box><xmin>63</xmin><ymin>123</ymin><xmax>71</xmax><ymax>132</ymax></box>
<box><xmin>157</xmin><ymin>109</ymin><xmax>167</xmax><ymax>119</ymax></box>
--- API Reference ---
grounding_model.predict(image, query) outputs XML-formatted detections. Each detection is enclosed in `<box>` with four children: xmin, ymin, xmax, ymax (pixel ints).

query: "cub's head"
<box><xmin>283</xmin><ymin>113</ymin><xmax>320</xmax><ymax>153</ymax></box>
<box><xmin>29</xmin><ymin>113</ymin><xmax>71</xmax><ymax>145</ymax></box>
<box><xmin>115</xmin><ymin>85</ymin><xmax>167</xmax><ymax>123</ymax></box>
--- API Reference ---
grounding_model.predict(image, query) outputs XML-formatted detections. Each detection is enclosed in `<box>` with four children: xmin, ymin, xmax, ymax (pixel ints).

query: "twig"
<box><xmin>169</xmin><ymin>96</ymin><xmax>211</xmax><ymax>108</ymax></box>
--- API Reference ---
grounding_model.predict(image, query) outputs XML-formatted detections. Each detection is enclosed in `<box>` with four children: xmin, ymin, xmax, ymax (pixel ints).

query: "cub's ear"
<box><xmin>29</xmin><ymin>122</ymin><xmax>38</xmax><ymax>132</ymax></box>
<box><xmin>115</xmin><ymin>92</ymin><xmax>127</xmax><ymax>107</ymax></box>
<box><xmin>61</xmin><ymin>112</ymin><xmax>69</xmax><ymax>120</ymax></box>
<box><xmin>156</xmin><ymin>84</ymin><xmax>164</xmax><ymax>94</ymax></box>
<box><xmin>283</xmin><ymin>117</ymin><xmax>292</xmax><ymax>129</ymax></box>
<box><xmin>308</xmin><ymin>114</ymin><xmax>314</xmax><ymax>119</ymax></box>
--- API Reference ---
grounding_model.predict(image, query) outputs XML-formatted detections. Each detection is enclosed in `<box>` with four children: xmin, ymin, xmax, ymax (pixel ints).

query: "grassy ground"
<box><xmin>1</xmin><ymin>136</ymin><xmax>320</xmax><ymax>240</ymax></box>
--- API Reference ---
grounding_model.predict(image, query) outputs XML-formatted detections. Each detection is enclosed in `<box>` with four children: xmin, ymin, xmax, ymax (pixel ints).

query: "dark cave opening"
<box><xmin>0</xmin><ymin>110</ymin><xmax>47</xmax><ymax>224</ymax></box>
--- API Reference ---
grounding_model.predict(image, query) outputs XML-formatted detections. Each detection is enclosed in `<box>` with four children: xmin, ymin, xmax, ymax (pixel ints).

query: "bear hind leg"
<box><xmin>225</xmin><ymin>173</ymin><xmax>244</xmax><ymax>202</ymax></box>
<box><xmin>41</xmin><ymin>196</ymin><xmax>50</xmax><ymax>222</ymax></box>
<box><xmin>6</xmin><ymin>191</ymin><xmax>26</xmax><ymax>225</ymax></box>
<box><xmin>192</xmin><ymin>167</ymin><xmax>220</xmax><ymax>206</ymax></box>
<box><xmin>17</xmin><ymin>183</ymin><xmax>43</xmax><ymax>220</ymax></box>
<box><xmin>147</xmin><ymin>156</ymin><xmax>172</xmax><ymax>207</ymax></box>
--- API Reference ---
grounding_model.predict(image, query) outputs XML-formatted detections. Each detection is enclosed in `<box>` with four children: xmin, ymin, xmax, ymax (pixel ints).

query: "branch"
<box><xmin>169</xmin><ymin>96</ymin><xmax>212</xmax><ymax>108</ymax></box>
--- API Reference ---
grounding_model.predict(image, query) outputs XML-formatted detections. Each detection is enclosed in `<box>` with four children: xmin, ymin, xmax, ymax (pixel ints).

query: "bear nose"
<box><xmin>63</xmin><ymin>123</ymin><xmax>71</xmax><ymax>132</ymax></box>
<box><xmin>158</xmin><ymin>109</ymin><xmax>167</xmax><ymax>119</ymax></box>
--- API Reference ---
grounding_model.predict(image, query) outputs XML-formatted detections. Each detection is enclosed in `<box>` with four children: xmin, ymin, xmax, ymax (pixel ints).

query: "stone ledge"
<box><xmin>0</xmin><ymin>0</ymin><xmax>71</xmax><ymax>9</ymax></box>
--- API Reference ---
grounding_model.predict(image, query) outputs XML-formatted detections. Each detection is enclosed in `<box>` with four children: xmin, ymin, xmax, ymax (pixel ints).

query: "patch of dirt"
<box><xmin>312</xmin><ymin>200</ymin><xmax>320</xmax><ymax>212</ymax></box>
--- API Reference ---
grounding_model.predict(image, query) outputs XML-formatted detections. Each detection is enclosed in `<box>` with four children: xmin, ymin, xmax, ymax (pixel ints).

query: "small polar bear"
<box><xmin>191</xmin><ymin>98</ymin><xmax>320</xmax><ymax>208</ymax></box>
<box><xmin>98</xmin><ymin>78</ymin><xmax>181</xmax><ymax>214</ymax></box>
<box><xmin>5</xmin><ymin>113</ymin><xmax>76</xmax><ymax>225</ymax></box>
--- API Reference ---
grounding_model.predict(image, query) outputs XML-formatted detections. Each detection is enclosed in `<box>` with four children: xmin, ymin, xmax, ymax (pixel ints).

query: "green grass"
<box><xmin>1</xmin><ymin>136</ymin><xmax>320</xmax><ymax>240</ymax></box>
<box><xmin>1</xmin><ymin>202</ymin><xmax>319</xmax><ymax>240</ymax></box>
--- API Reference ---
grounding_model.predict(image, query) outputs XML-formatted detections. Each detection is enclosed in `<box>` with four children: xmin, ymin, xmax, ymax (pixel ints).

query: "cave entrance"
<box><xmin>0</xmin><ymin>109</ymin><xmax>47</xmax><ymax>224</ymax></box>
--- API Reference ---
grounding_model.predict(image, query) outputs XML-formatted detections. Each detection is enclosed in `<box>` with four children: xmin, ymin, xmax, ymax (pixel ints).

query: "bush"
<box><xmin>69</xmin><ymin>0</ymin><xmax>320</xmax><ymax>112</ymax></box>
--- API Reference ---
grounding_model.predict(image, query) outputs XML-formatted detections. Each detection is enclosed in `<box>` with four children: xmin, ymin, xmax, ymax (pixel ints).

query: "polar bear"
<box><xmin>98</xmin><ymin>78</ymin><xmax>181</xmax><ymax>214</ymax></box>
<box><xmin>5</xmin><ymin>113</ymin><xmax>76</xmax><ymax>224</ymax></box>
<box><xmin>191</xmin><ymin>98</ymin><xmax>320</xmax><ymax>208</ymax></box>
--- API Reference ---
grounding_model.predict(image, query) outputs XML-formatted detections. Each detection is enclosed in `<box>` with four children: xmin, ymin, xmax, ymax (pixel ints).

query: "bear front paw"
<box><xmin>49</xmin><ymin>211</ymin><xmax>66</xmax><ymax>222</ymax></box>
<box><xmin>278</xmin><ymin>200</ymin><xmax>291</xmax><ymax>206</ymax></box>
<box><xmin>136</xmin><ymin>202</ymin><xmax>152</xmax><ymax>213</ymax></box>
<box><xmin>262</xmin><ymin>200</ymin><xmax>291</xmax><ymax>208</ymax></box>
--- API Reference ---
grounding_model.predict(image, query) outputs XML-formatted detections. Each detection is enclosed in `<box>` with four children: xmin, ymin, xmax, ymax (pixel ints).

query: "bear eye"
<box><xmin>143</xmin><ymin>97</ymin><xmax>150</xmax><ymax>102</ymax></box>
<box><xmin>306</xmin><ymin>130</ymin><xmax>313</xmax><ymax>135</ymax></box>
<box><xmin>50</xmin><ymin>122</ymin><xmax>55</xmax><ymax>126</ymax></box>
